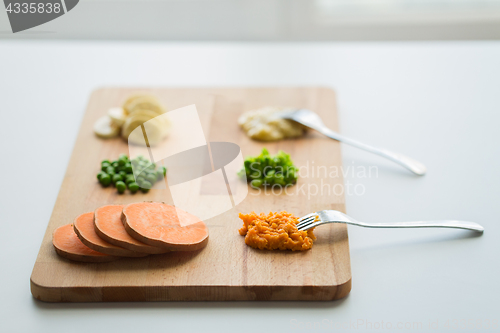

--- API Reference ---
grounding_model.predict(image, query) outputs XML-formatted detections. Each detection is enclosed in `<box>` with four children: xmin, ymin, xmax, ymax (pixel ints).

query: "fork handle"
<box><xmin>340</xmin><ymin>220</ymin><xmax>484</xmax><ymax>232</ymax></box>
<box><xmin>316</xmin><ymin>126</ymin><xmax>427</xmax><ymax>176</ymax></box>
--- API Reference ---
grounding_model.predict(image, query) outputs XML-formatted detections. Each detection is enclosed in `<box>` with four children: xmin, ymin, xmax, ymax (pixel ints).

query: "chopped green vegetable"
<box><xmin>239</xmin><ymin>148</ymin><xmax>298</xmax><ymax>188</ymax></box>
<box><xmin>250</xmin><ymin>179</ymin><xmax>263</xmax><ymax>188</ymax></box>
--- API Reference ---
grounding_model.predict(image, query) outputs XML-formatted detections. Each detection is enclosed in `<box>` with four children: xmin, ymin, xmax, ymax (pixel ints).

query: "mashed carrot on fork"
<box><xmin>238</xmin><ymin>211</ymin><xmax>316</xmax><ymax>251</ymax></box>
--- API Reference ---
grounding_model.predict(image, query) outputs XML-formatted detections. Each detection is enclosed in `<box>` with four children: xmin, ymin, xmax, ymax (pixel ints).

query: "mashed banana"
<box><xmin>238</xmin><ymin>107</ymin><xmax>305</xmax><ymax>141</ymax></box>
<box><xmin>238</xmin><ymin>211</ymin><xmax>315</xmax><ymax>251</ymax></box>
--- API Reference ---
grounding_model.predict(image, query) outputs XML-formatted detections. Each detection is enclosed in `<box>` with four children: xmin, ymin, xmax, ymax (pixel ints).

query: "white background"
<box><xmin>0</xmin><ymin>41</ymin><xmax>499</xmax><ymax>332</ymax></box>
<box><xmin>2</xmin><ymin>0</ymin><xmax>500</xmax><ymax>40</ymax></box>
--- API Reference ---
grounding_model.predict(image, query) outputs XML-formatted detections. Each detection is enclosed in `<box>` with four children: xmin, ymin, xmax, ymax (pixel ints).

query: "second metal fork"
<box><xmin>297</xmin><ymin>210</ymin><xmax>484</xmax><ymax>233</ymax></box>
<box><xmin>279</xmin><ymin>109</ymin><xmax>427</xmax><ymax>176</ymax></box>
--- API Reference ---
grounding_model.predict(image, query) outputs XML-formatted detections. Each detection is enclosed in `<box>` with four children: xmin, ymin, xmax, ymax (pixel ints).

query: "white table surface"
<box><xmin>1</xmin><ymin>41</ymin><xmax>499</xmax><ymax>333</ymax></box>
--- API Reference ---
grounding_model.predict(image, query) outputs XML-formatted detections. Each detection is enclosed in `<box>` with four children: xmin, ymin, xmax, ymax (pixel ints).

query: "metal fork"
<box><xmin>296</xmin><ymin>210</ymin><xmax>484</xmax><ymax>233</ymax></box>
<box><xmin>279</xmin><ymin>109</ymin><xmax>427</xmax><ymax>176</ymax></box>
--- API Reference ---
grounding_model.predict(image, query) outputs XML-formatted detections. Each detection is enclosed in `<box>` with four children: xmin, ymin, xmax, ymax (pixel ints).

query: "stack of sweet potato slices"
<box><xmin>52</xmin><ymin>202</ymin><xmax>209</xmax><ymax>262</ymax></box>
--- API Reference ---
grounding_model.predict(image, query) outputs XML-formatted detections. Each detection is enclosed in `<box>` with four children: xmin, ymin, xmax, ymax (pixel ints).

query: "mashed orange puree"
<box><xmin>238</xmin><ymin>211</ymin><xmax>315</xmax><ymax>251</ymax></box>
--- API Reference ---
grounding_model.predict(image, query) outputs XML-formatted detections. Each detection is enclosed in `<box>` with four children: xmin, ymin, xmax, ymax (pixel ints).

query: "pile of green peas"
<box><xmin>96</xmin><ymin>154</ymin><xmax>167</xmax><ymax>194</ymax></box>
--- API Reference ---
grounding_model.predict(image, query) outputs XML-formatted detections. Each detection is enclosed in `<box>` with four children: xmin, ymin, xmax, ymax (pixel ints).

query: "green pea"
<box><xmin>99</xmin><ymin>174</ymin><xmax>111</xmax><ymax>187</ymax></box>
<box><xmin>128</xmin><ymin>182</ymin><xmax>139</xmax><ymax>193</ymax></box>
<box><xmin>112</xmin><ymin>161</ymin><xmax>119</xmax><ymax>168</ymax></box>
<box><xmin>124</xmin><ymin>164</ymin><xmax>133</xmax><ymax>173</ymax></box>
<box><xmin>146</xmin><ymin>174</ymin><xmax>157</xmax><ymax>184</ymax></box>
<box><xmin>156</xmin><ymin>169</ymin><xmax>165</xmax><ymax>181</ymax></box>
<box><xmin>112</xmin><ymin>174</ymin><xmax>123</xmax><ymax>184</ymax></box>
<box><xmin>119</xmin><ymin>153</ymin><xmax>128</xmax><ymax>161</ymax></box>
<box><xmin>119</xmin><ymin>171</ymin><xmax>127</xmax><ymax>179</ymax></box>
<box><xmin>97</xmin><ymin>171</ymin><xmax>106</xmax><ymax>181</ymax></box>
<box><xmin>160</xmin><ymin>166</ymin><xmax>167</xmax><ymax>176</ymax></box>
<box><xmin>101</xmin><ymin>160</ymin><xmax>111</xmax><ymax>167</ymax></box>
<box><xmin>125</xmin><ymin>176</ymin><xmax>136</xmax><ymax>185</ymax></box>
<box><xmin>106</xmin><ymin>166</ymin><xmax>115</xmax><ymax>175</ymax></box>
<box><xmin>136</xmin><ymin>176</ymin><xmax>145</xmax><ymax>185</ymax></box>
<box><xmin>141</xmin><ymin>180</ymin><xmax>152</xmax><ymax>191</ymax></box>
<box><xmin>101</xmin><ymin>163</ymin><xmax>111</xmax><ymax>172</ymax></box>
<box><xmin>116</xmin><ymin>181</ymin><xmax>126</xmax><ymax>194</ymax></box>
<box><xmin>118</xmin><ymin>159</ymin><xmax>126</xmax><ymax>167</ymax></box>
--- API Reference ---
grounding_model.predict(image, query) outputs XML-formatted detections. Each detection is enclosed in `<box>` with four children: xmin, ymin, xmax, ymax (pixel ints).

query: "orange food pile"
<box><xmin>238</xmin><ymin>211</ymin><xmax>315</xmax><ymax>251</ymax></box>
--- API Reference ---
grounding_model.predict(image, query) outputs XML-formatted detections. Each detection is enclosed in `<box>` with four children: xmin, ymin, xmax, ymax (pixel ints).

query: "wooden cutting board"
<box><xmin>30</xmin><ymin>87</ymin><xmax>351</xmax><ymax>302</ymax></box>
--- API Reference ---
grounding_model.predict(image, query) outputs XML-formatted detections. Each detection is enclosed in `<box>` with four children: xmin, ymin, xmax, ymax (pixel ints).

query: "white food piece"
<box><xmin>93</xmin><ymin>116</ymin><xmax>120</xmax><ymax>138</ymax></box>
<box><xmin>238</xmin><ymin>106</ymin><xmax>305</xmax><ymax>141</ymax></box>
<box><xmin>108</xmin><ymin>107</ymin><xmax>126</xmax><ymax>127</ymax></box>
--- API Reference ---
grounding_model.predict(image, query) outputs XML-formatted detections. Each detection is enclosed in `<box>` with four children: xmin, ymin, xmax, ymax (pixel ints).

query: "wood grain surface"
<box><xmin>30</xmin><ymin>87</ymin><xmax>351</xmax><ymax>302</ymax></box>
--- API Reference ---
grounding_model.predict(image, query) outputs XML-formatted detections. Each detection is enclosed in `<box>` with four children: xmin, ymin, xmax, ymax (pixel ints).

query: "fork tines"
<box><xmin>296</xmin><ymin>212</ymin><xmax>319</xmax><ymax>231</ymax></box>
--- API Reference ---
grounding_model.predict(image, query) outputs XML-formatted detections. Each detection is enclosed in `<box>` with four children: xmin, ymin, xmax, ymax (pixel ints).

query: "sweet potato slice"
<box><xmin>74</xmin><ymin>212</ymin><xmax>148</xmax><ymax>257</ymax></box>
<box><xmin>52</xmin><ymin>223</ymin><xmax>119</xmax><ymax>263</ymax></box>
<box><xmin>122</xmin><ymin>202</ymin><xmax>209</xmax><ymax>251</ymax></box>
<box><xmin>94</xmin><ymin>205</ymin><xmax>168</xmax><ymax>255</ymax></box>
